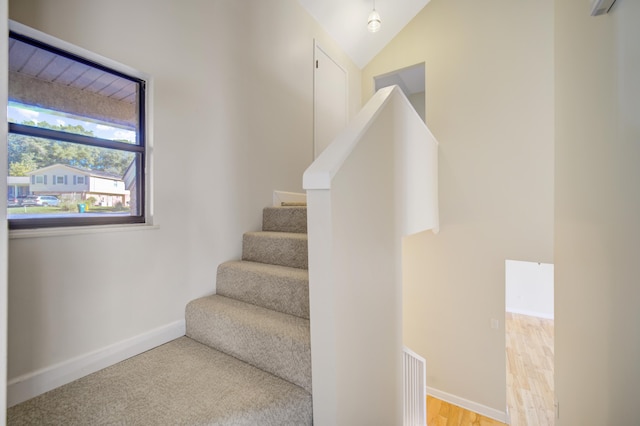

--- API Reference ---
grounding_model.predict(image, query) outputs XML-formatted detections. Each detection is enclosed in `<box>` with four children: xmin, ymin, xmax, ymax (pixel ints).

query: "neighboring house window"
<box><xmin>7</xmin><ymin>24</ymin><xmax>148</xmax><ymax>229</ymax></box>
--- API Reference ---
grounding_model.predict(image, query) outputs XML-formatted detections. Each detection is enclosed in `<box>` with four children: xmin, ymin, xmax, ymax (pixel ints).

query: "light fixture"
<box><xmin>367</xmin><ymin>0</ymin><xmax>381</xmax><ymax>33</ymax></box>
<box><xmin>590</xmin><ymin>0</ymin><xmax>617</xmax><ymax>16</ymax></box>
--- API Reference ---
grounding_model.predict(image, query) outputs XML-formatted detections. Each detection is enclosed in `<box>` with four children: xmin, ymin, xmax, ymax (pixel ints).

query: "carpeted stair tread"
<box><xmin>186</xmin><ymin>295</ymin><xmax>311</xmax><ymax>393</ymax></box>
<box><xmin>262</xmin><ymin>206</ymin><xmax>307</xmax><ymax>233</ymax></box>
<box><xmin>217</xmin><ymin>260</ymin><xmax>309</xmax><ymax>319</ymax></box>
<box><xmin>7</xmin><ymin>337</ymin><xmax>312</xmax><ymax>425</ymax></box>
<box><xmin>242</xmin><ymin>231</ymin><xmax>308</xmax><ymax>269</ymax></box>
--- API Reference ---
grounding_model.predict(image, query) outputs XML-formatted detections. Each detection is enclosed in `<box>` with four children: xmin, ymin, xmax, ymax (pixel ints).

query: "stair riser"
<box><xmin>242</xmin><ymin>232</ymin><xmax>308</xmax><ymax>269</ymax></box>
<box><xmin>262</xmin><ymin>206</ymin><xmax>307</xmax><ymax>233</ymax></box>
<box><xmin>186</xmin><ymin>296</ymin><xmax>312</xmax><ymax>393</ymax></box>
<box><xmin>217</xmin><ymin>261</ymin><xmax>310</xmax><ymax>319</ymax></box>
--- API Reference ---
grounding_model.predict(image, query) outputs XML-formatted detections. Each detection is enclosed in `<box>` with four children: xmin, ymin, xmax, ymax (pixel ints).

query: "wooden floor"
<box><xmin>427</xmin><ymin>396</ymin><xmax>507</xmax><ymax>426</ymax></box>
<box><xmin>506</xmin><ymin>312</ymin><xmax>555</xmax><ymax>426</ymax></box>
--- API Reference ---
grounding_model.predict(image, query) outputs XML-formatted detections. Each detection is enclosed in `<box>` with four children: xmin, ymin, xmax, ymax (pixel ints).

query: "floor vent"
<box><xmin>403</xmin><ymin>346</ymin><xmax>426</xmax><ymax>426</ymax></box>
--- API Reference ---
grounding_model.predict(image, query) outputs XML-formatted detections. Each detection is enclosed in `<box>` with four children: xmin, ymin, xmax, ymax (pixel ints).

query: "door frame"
<box><xmin>313</xmin><ymin>40</ymin><xmax>348</xmax><ymax>159</ymax></box>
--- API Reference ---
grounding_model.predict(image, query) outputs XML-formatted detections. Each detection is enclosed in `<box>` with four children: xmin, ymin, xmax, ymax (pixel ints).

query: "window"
<box><xmin>7</xmin><ymin>26</ymin><xmax>147</xmax><ymax>229</ymax></box>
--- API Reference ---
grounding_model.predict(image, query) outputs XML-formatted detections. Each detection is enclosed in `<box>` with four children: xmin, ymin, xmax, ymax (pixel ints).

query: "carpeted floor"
<box><xmin>8</xmin><ymin>337</ymin><xmax>312</xmax><ymax>425</ymax></box>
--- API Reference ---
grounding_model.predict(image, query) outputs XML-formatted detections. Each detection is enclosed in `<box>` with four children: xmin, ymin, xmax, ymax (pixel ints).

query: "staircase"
<box><xmin>7</xmin><ymin>205</ymin><xmax>312</xmax><ymax>425</ymax></box>
<box><xmin>185</xmin><ymin>203</ymin><xmax>312</xmax><ymax>398</ymax></box>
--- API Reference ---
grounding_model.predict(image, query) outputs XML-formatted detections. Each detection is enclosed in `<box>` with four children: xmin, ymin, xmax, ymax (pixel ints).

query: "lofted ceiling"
<box><xmin>297</xmin><ymin>0</ymin><xmax>430</xmax><ymax>69</ymax></box>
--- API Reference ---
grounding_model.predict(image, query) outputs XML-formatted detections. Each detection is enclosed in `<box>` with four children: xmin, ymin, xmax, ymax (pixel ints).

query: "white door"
<box><xmin>314</xmin><ymin>43</ymin><xmax>347</xmax><ymax>159</ymax></box>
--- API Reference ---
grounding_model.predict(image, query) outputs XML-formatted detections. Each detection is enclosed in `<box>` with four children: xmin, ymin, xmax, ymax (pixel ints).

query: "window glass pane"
<box><xmin>8</xmin><ymin>134</ymin><xmax>139</xmax><ymax>221</ymax></box>
<box><xmin>8</xmin><ymin>102</ymin><xmax>137</xmax><ymax>145</ymax></box>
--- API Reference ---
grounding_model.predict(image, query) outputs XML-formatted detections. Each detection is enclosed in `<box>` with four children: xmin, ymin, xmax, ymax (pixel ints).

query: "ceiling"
<box><xmin>9</xmin><ymin>36</ymin><xmax>137</xmax><ymax>103</ymax></box>
<box><xmin>297</xmin><ymin>0</ymin><xmax>430</xmax><ymax>69</ymax></box>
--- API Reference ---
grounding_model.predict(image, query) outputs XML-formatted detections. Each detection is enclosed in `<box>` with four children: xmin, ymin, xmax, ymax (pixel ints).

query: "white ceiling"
<box><xmin>297</xmin><ymin>0</ymin><xmax>430</xmax><ymax>69</ymax></box>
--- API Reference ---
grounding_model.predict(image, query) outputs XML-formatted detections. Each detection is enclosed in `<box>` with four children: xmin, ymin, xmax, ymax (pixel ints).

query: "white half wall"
<box><xmin>505</xmin><ymin>260</ymin><xmax>554</xmax><ymax>319</ymax></box>
<box><xmin>304</xmin><ymin>86</ymin><xmax>438</xmax><ymax>425</ymax></box>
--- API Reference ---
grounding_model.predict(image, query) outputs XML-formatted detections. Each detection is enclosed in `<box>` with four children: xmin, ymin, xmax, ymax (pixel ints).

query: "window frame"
<box><xmin>7</xmin><ymin>22</ymin><xmax>152</xmax><ymax>231</ymax></box>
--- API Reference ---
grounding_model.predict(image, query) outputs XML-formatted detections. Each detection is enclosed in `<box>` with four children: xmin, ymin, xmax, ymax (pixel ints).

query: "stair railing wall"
<box><xmin>303</xmin><ymin>85</ymin><xmax>439</xmax><ymax>426</ymax></box>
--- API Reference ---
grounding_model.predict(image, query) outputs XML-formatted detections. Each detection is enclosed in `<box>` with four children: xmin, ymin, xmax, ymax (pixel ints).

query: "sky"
<box><xmin>7</xmin><ymin>102</ymin><xmax>136</xmax><ymax>143</ymax></box>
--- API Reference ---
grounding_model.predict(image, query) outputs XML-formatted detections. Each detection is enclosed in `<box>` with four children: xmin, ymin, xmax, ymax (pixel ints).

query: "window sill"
<box><xmin>9</xmin><ymin>222</ymin><xmax>160</xmax><ymax>239</ymax></box>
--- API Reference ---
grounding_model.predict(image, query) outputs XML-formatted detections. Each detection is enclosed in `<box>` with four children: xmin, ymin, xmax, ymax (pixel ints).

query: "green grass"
<box><xmin>8</xmin><ymin>206</ymin><xmax>58</xmax><ymax>214</ymax></box>
<box><xmin>84</xmin><ymin>205</ymin><xmax>130</xmax><ymax>213</ymax></box>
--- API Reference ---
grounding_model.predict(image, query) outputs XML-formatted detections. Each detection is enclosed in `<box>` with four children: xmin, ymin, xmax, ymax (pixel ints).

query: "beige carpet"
<box><xmin>8</xmin><ymin>337</ymin><xmax>312</xmax><ymax>425</ymax></box>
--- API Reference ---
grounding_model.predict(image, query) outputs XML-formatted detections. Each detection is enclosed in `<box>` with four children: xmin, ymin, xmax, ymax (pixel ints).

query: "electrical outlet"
<box><xmin>491</xmin><ymin>318</ymin><xmax>499</xmax><ymax>329</ymax></box>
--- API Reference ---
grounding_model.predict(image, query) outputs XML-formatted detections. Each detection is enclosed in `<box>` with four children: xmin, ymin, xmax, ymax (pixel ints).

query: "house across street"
<box><xmin>8</xmin><ymin>163</ymin><xmax>130</xmax><ymax>208</ymax></box>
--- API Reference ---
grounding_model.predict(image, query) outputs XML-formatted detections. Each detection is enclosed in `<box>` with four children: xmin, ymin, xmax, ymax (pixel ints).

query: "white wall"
<box><xmin>505</xmin><ymin>260</ymin><xmax>553</xmax><ymax>319</ymax></box>
<box><xmin>363</xmin><ymin>0</ymin><xmax>554</xmax><ymax>418</ymax></box>
<box><xmin>306</xmin><ymin>105</ymin><xmax>402</xmax><ymax>426</ymax></box>
<box><xmin>555</xmin><ymin>0</ymin><xmax>640</xmax><ymax>424</ymax></box>
<box><xmin>6</xmin><ymin>0</ymin><xmax>361</xmax><ymax>401</ymax></box>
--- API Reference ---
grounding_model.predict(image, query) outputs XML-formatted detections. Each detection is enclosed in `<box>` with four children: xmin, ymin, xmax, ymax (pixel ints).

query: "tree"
<box><xmin>9</xmin><ymin>153</ymin><xmax>37</xmax><ymax>176</ymax></box>
<box><xmin>8</xmin><ymin>120</ymin><xmax>133</xmax><ymax>177</ymax></box>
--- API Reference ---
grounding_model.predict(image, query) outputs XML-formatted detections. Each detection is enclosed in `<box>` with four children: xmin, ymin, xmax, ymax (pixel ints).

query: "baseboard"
<box><xmin>7</xmin><ymin>320</ymin><xmax>185</xmax><ymax>407</ymax></box>
<box><xmin>426</xmin><ymin>386</ymin><xmax>509</xmax><ymax>424</ymax></box>
<box><xmin>272</xmin><ymin>190</ymin><xmax>306</xmax><ymax>206</ymax></box>
<box><xmin>506</xmin><ymin>307</ymin><xmax>554</xmax><ymax>320</ymax></box>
